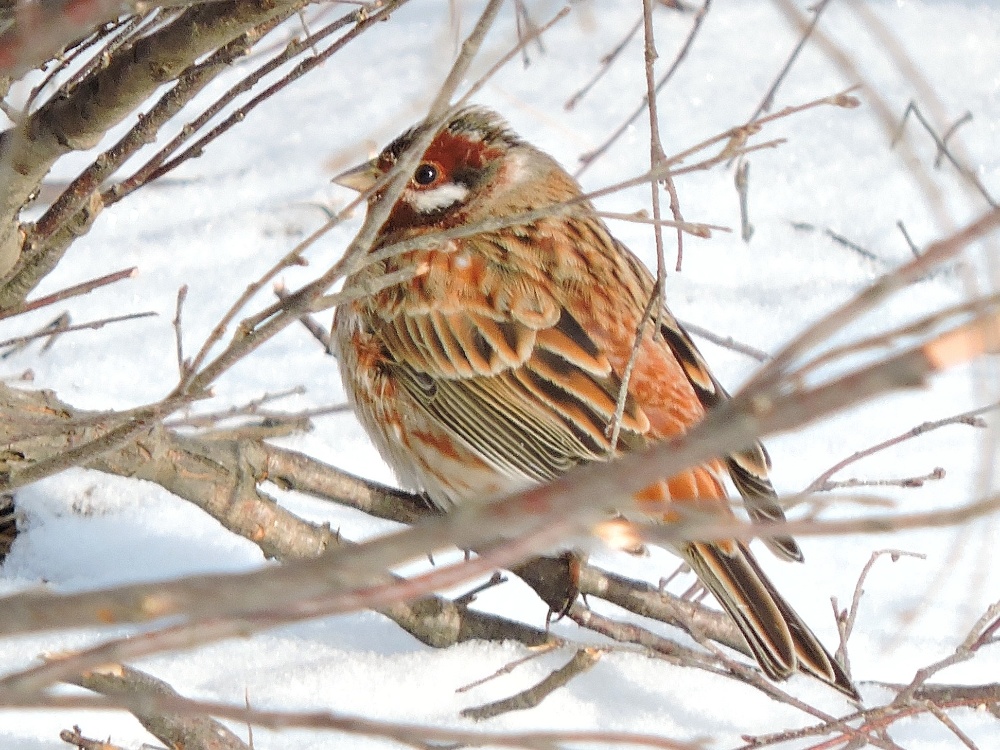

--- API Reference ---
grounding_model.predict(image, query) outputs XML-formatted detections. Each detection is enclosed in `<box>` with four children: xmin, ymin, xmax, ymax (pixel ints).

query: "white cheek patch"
<box><xmin>407</xmin><ymin>182</ymin><xmax>469</xmax><ymax>213</ymax></box>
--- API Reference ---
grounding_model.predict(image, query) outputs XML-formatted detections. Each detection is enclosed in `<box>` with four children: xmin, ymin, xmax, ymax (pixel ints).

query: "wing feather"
<box><xmin>473</xmin><ymin>313</ymin><xmax>535</xmax><ymax>366</ymax></box>
<box><xmin>377</xmin><ymin>303</ymin><xmax>650</xmax><ymax>486</ymax></box>
<box><xmin>513</xmin><ymin>368</ymin><xmax>615</xmax><ymax>454</ymax></box>
<box><xmin>425</xmin><ymin>311</ymin><xmax>458</xmax><ymax>372</ymax></box>
<box><xmin>658</xmin><ymin>309</ymin><xmax>802</xmax><ymax>562</ymax></box>
<box><xmin>446</xmin><ymin>313</ymin><xmax>494</xmax><ymax>373</ymax></box>
<box><xmin>534</xmin><ymin>316</ymin><xmax>611</xmax><ymax>376</ymax></box>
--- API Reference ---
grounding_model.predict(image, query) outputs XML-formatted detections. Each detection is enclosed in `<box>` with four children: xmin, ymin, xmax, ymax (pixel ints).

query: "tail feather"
<box><xmin>684</xmin><ymin>541</ymin><xmax>859</xmax><ymax>700</ymax></box>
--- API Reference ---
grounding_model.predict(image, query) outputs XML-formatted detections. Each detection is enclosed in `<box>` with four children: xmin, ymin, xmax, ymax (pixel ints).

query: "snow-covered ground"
<box><xmin>1</xmin><ymin>1</ymin><xmax>999</xmax><ymax>747</ymax></box>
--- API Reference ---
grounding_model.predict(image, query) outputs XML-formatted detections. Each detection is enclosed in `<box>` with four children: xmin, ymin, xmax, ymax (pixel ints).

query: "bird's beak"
<box><xmin>332</xmin><ymin>158</ymin><xmax>381</xmax><ymax>193</ymax></box>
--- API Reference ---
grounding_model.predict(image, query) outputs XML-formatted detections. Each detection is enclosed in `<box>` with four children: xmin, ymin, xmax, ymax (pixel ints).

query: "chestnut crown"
<box><xmin>334</xmin><ymin>107</ymin><xmax>556</xmax><ymax>224</ymax></box>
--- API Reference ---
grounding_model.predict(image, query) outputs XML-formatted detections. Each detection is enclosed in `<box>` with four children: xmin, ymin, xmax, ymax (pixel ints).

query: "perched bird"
<box><xmin>333</xmin><ymin>106</ymin><xmax>857</xmax><ymax>698</ymax></box>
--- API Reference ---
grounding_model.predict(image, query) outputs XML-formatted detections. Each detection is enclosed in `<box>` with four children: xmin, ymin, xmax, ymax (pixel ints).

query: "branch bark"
<box><xmin>68</xmin><ymin>663</ymin><xmax>250</xmax><ymax>750</ymax></box>
<box><xmin>0</xmin><ymin>0</ymin><xmax>302</xmax><ymax>296</ymax></box>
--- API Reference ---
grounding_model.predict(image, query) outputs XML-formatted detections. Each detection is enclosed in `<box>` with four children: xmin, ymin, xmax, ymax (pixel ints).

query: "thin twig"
<box><xmin>821</xmin><ymin>467</ymin><xmax>945</xmax><ymax>492</ymax></box>
<box><xmin>0</xmin><ymin>311</ymin><xmax>157</xmax><ymax>351</ymax></box>
<box><xmin>595</xmin><ymin>210</ymin><xmax>723</xmax><ymax>236</ymax></box>
<box><xmin>564</xmin><ymin>16</ymin><xmax>643</xmax><ymax>111</ymax></box>
<box><xmin>461</xmin><ymin>648</ymin><xmax>603</xmax><ymax>720</ymax></box>
<box><xmin>896</xmin><ymin>219</ymin><xmax>922</xmax><ymax>257</ymax></box>
<box><xmin>174</xmin><ymin>284</ymin><xmax>188</xmax><ymax>377</ymax></box>
<box><xmin>835</xmin><ymin>549</ymin><xmax>927</xmax><ymax>675</ymax></box>
<box><xmin>274</xmin><ymin>282</ymin><xmax>334</xmax><ymax>352</ymax></box>
<box><xmin>457</xmin><ymin>5</ymin><xmax>570</xmax><ymax>107</ymax></box>
<box><xmin>923</xmin><ymin>700</ymin><xmax>980</xmax><ymax>750</ymax></box>
<box><xmin>15</xmin><ymin>691</ymin><xmax>703</xmax><ymax>750</ymax></box>
<box><xmin>0</xmin><ymin>312</ymin><xmax>67</xmax><ymax>359</ymax></box>
<box><xmin>0</xmin><ymin>266</ymin><xmax>137</xmax><ymax>322</ymax></box>
<box><xmin>639</xmin><ymin>0</ymin><xmax>685</xmax><ymax>276</ymax></box>
<box><xmin>790</xmin><ymin>221</ymin><xmax>884</xmax><ymax>264</ymax></box>
<box><xmin>678</xmin><ymin>318</ymin><xmax>769</xmax><ymax>362</ymax></box>
<box><xmin>934</xmin><ymin>111</ymin><xmax>973</xmax><ymax>169</ymax></box>
<box><xmin>893</xmin><ymin>601</ymin><xmax>1000</xmax><ymax>706</ymax></box>
<box><xmin>608</xmin><ymin>285</ymin><xmax>658</xmax><ymax>454</ymax></box>
<box><xmin>735</xmin><ymin>158</ymin><xmax>753</xmax><ymax>242</ymax></box>
<box><xmin>455</xmin><ymin>642</ymin><xmax>562</xmax><ymax>693</ymax></box>
<box><xmin>66</xmin><ymin>663</ymin><xmax>251</xmax><ymax>750</ymax></box>
<box><xmin>748</xmin><ymin>0</ymin><xmax>831</xmax><ymax>121</ymax></box>
<box><xmin>25</xmin><ymin>10</ymin><xmax>288</xmax><ymax>260</ymax></box>
<box><xmin>892</xmin><ymin>101</ymin><xmax>997</xmax><ymax>208</ymax></box>
<box><xmin>577</xmin><ymin>0</ymin><xmax>711</xmax><ymax>176</ymax></box>
<box><xmin>111</xmin><ymin>3</ymin><xmax>405</xmax><ymax>205</ymax></box>
<box><xmin>655</xmin><ymin>597</ymin><xmax>878</xmax><ymax>747</ymax></box>
<box><xmin>803</xmin><ymin>401</ymin><xmax>998</xmax><ymax>494</ymax></box>
<box><xmin>740</xmin><ymin>204</ymin><xmax>1000</xmax><ymax>397</ymax></box>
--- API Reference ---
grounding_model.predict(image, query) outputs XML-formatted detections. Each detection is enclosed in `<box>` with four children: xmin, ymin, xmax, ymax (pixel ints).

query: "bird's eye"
<box><xmin>413</xmin><ymin>163</ymin><xmax>439</xmax><ymax>186</ymax></box>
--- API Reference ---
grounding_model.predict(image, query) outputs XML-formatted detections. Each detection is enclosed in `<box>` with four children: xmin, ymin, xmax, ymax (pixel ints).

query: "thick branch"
<box><xmin>0</xmin><ymin>0</ymin><xmax>300</xmax><ymax>290</ymax></box>
<box><xmin>0</xmin><ymin>382</ymin><xmax>550</xmax><ymax>696</ymax></box>
<box><xmin>68</xmin><ymin>663</ymin><xmax>250</xmax><ymax>750</ymax></box>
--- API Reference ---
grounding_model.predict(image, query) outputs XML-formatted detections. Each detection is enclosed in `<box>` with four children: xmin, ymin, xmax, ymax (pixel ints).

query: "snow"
<box><xmin>1</xmin><ymin>0</ymin><xmax>1000</xmax><ymax>747</ymax></box>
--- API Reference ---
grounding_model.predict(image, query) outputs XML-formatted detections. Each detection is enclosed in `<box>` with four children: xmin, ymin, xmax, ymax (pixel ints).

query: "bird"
<box><xmin>332</xmin><ymin>105</ymin><xmax>858</xmax><ymax>699</ymax></box>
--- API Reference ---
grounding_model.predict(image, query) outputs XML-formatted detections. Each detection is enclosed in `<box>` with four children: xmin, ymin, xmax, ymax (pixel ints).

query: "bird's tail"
<box><xmin>682</xmin><ymin>540</ymin><xmax>859</xmax><ymax>700</ymax></box>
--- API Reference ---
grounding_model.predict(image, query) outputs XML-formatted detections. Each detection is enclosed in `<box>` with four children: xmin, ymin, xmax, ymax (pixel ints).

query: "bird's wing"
<box><xmin>649</xmin><ymin>272</ymin><xmax>802</xmax><ymax>561</ymax></box>
<box><xmin>376</xmin><ymin>298</ymin><xmax>651</xmax><ymax>485</ymax></box>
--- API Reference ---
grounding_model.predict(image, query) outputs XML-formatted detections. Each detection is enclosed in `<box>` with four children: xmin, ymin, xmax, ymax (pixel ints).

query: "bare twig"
<box><xmin>109</xmin><ymin>7</ymin><xmax>371</xmax><ymax>202</ymax></box>
<box><xmin>174</xmin><ymin>284</ymin><xmax>188</xmax><ymax>377</ymax></box>
<box><xmin>804</xmin><ymin>401</ymin><xmax>998</xmax><ymax>494</ymax></box>
<box><xmin>455</xmin><ymin>642</ymin><xmax>562</xmax><ymax>693</ymax></box>
<box><xmin>924</xmin><ymin>700</ymin><xmax>981</xmax><ymax>750</ymax></box>
<box><xmin>639</xmin><ymin>0</ymin><xmax>685</xmax><ymax>277</ymax></box>
<box><xmin>275</xmin><ymin>282</ymin><xmax>333</xmax><ymax>352</ymax></box>
<box><xmin>790</xmin><ymin>221</ymin><xmax>883</xmax><ymax>264</ymax></box>
<box><xmin>27</xmin><ymin>14</ymin><xmax>280</xmax><ymax>259</ymax></box>
<box><xmin>20</xmin><ymin>690</ymin><xmax>704</xmax><ymax>750</ymax></box>
<box><xmin>893</xmin><ymin>101</ymin><xmax>997</xmax><ymax>208</ymax></box>
<box><xmin>0</xmin><ymin>311</ymin><xmax>68</xmax><ymax>359</ymax></box>
<box><xmin>565</xmin><ymin>16</ymin><xmax>643</xmax><ymax>111</ymax></box>
<box><xmin>513</xmin><ymin>0</ymin><xmax>545</xmax><ymax>67</ymax></box>
<box><xmin>741</xmin><ymin>204</ymin><xmax>1000</xmax><ymax>397</ymax></box>
<box><xmin>569</xmin><ymin>604</ymin><xmax>727</xmax><ymax>674</ymax></box>
<box><xmin>456</xmin><ymin>4</ymin><xmax>571</xmax><ymax>107</ymax></box>
<box><xmin>595</xmin><ymin>210</ymin><xmax>722</xmax><ymax>236</ymax></box>
<box><xmin>748</xmin><ymin>0</ymin><xmax>831</xmax><ymax>121</ymax></box>
<box><xmin>821</xmin><ymin>467</ymin><xmax>945</xmax><ymax>492</ymax></box>
<box><xmin>0</xmin><ymin>266</ymin><xmax>137</xmax><ymax>322</ymax></box>
<box><xmin>576</xmin><ymin>0</ymin><xmax>712</xmax><ymax>176</ymax></box>
<box><xmin>897</xmin><ymin>219</ymin><xmax>922</xmax><ymax>257</ymax></box>
<box><xmin>934</xmin><ymin>111</ymin><xmax>973</xmax><ymax>169</ymax></box>
<box><xmin>771</xmin><ymin>0</ymin><xmax>953</xmax><ymax>230</ymax></box>
<box><xmin>118</xmin><ymin>3</ymin><xmax>407</xmax><ymax>203</ymax></box>
<box><xmin>834</xmin><ymin>549</ymin><xmax>927</xmax><ymax>675</ymax></box>
<box><xmin>609</xmin><ymin>284</ymin><xmax>659</xmax><ymax>454</ymax></box>
<box><xmin>0</xmin><ymin>311</ymin><xmax>156</xmax><ymax>352</ymax></box>
<box><xmin>678</xmin><ymin>318</ymin><xmax>769</xmax><ymax>362</ymax></box>
<box><xmin>735</xmin><ymin>158</ymin><xmax>753</xmax><ymax>242</ymax></box>
<box><xmin>894</xmin><ymin>601</ymin><xmax>1000</xmax><ymax>706</ymax></box>
<box><xmin>461</xmin><ymin>648</ymin><xmax>602</xmax><ymax>720</ymax></box>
